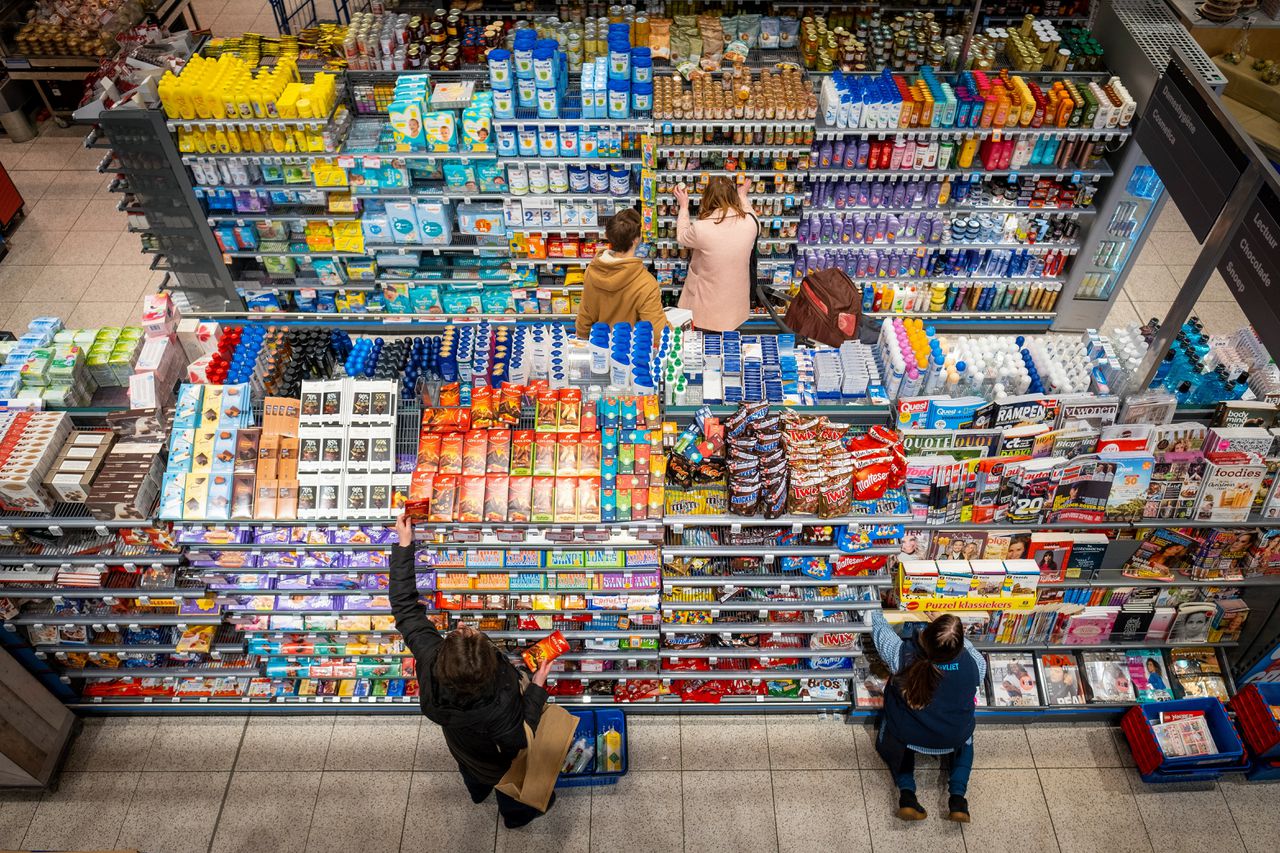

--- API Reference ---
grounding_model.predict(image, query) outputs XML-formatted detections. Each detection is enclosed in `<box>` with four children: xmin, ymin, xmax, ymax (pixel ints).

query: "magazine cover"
<box><xmin>988</xmin><ymin>652</ymin><xmax>1040</xmax><ymax>707</ymax></box>
<box><xmin>1004</xmin><ymin>457</ymin><xmax>1066</xmax><ymax>524</ymax></box>
<box><xmin>1149</xmin><ymin>423</ymin><xmax>1208</xmax><ymax>455</ymax></box>
<box><xmin>1169</xmin><ymin>602</ymin><xmax>1218</xmax><ymax>643</ymax></box>
<box><xmin>1142</xmin><ymin>454</ymin><xmax>1208</xmax><ymax>520</ymax></box>
<box><xmin>1100</xmin><ymin>452</ymin><xmax>1155</xmax><ymax>522</ymax></box>
<box><xmin>1027</xmin><ymin>534</ymin><xmax>1073</xmax><ymax>583</ymax></box>
<box><xmin>1037</xmin><ymin>652</ymin><xmax>1087</xmax><ymax>705</ymax></box>
<box><xmin>1046</xmin><ymin>455</ymin><xmax>1114</xmax><ymax>523</ymax></box>
<box><xmin>1123</xmin><ymin>528</ymin><xmax>1201</xmax><ymax>581</ymax></box>
<box><xmin>1056</xmin><ymin>395</ymin><xmax>1120</xmax><ymax>430</ymax></box>
<box><xmin>1126</xmin><ymin>649</ymin><xmax>1175</xmax><ymax>702</ymax></box>
<box><xmin>1109</xmin><ymin>607</ymin><xmax>1156</xmax><ymax>643</ymax></box>
<box><xmin>1193</xmin><ymin>458</ymin><xmax>1268</xmax><ymax>523</ymax></box>
<box><xmin>1081</xmin><ymin>652</ymin><xmax>1137</xmax><ymax>703</ymax></box>
<box><xmin>931</xmin><ymin>531</ymin><xmax>988</xmax><ymax>561</ymax></box>
<box><xmin>897</xmin><ymin>529</ymin><xmax>931</xmax><ymax>561</ymax></box>
<box><xmin>982</xmin><ymin>531</ymin><xmax>1031</xmax><ymax>561</ymax></box>
<box><xmin>1170</xmin><ymin>647</ymin><xmax>1230</xmax><ymax>701</ymax></box>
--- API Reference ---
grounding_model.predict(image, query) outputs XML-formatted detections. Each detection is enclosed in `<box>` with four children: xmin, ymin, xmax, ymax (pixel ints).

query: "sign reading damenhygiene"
<box><xmin>1135</xmin><ymin>61</ymin><xmax>1249</xmax><ymax>242</ymax></box>
<box><xmin>1218</xmin><ymin>183</ymin><xmax>1280</xmax><ymax>354</ymax></box>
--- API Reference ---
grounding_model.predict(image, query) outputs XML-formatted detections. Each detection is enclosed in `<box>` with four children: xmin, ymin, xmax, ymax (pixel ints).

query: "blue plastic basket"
<box><xmin>557</xmin><ymin>708</ymin><xmax>629</xmax><ymax>788</ymax></box>
<box><xmin>1123</xmin><ymin>698</ymin><xmax>1245</xmax><ymax>775</ymax></box>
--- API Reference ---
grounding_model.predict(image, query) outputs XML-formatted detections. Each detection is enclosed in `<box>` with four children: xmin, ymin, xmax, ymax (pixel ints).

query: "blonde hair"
<box><xmin>697</xmin><ymin>176</ymin><xmax>748</xmax><ymax>223</ymax></box>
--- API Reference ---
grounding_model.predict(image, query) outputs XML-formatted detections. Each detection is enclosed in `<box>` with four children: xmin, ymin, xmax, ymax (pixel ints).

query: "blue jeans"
<box><xmin>891</xmin><ymin>741</ymin><xmax>974</xmax><ymax>797</ymax></box>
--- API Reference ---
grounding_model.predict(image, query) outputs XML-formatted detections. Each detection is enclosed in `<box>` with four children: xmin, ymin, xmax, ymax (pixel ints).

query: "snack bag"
<box><xmin>521</xmin><ymin>630</ymin><xmax>570</xmax><ymax>671</ymax></box>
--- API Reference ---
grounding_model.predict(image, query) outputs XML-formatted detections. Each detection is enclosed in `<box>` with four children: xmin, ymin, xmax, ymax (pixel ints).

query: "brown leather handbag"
<box><xmin>783</xmin><ymin>268</ymin><xmax>861</xmax><ymax>347</ymax></box>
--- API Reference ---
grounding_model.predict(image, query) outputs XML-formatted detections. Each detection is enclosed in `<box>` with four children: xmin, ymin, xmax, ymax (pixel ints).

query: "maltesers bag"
<box><xmin>783</xmin><ymin>267</ymin><xmax>860</xmax><ymax>347</ymax></box>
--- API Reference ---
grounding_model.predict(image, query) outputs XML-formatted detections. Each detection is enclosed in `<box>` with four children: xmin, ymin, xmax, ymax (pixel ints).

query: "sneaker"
<box><xmin>896</xmin><ymin>789</ymin><xmax>927</xmax><ymax>821</ymax></box>
<box><xmin>945</xmin><ymin>794</ymin><xmax>970</xmax><ymax>823</ymax></box>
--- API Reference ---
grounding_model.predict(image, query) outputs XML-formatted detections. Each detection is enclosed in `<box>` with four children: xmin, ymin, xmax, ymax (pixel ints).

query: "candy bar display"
<box><xmin>0</xmin><ymin>318</ymin><xmax>144</xmax><ymax>406</ymax></box>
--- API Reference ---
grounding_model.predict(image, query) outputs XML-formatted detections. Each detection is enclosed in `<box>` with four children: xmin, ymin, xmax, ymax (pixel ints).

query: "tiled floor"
<box><xmin>1</xmin><ymin>715</ymin><xmax>1277</xmax><ymax>853</ymax></box>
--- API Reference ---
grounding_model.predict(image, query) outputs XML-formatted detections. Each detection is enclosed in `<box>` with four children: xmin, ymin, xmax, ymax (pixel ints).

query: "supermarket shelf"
<box><xmin>0</xmin><ymin>554</ymin><xmax>183</xmax><ymax>566</ymax></box>
<box><xmin>910</xmin><ymin>521</ymin><xmax>1130</xmax><ymax>532</ymax></box>
<box><xmin>662</xmin><ymin>602</ymin><xmax>878</xmax><ymax>612</ymax></box>
<box><xmin>863</xmin><ymin>311</ymin><xmax>1057</xmax><ymax>323</ymax></box>
<box><xmin>1042</xmin><ymin>574</ymin><xmax>1280</xmax><ymax>589</ymax></box>
<box><xmin>501</xmin><ymin>156</ymin><xmax>641</xmax><ymax>165</ymax></box>
<box><xmin>227</xmin><ymin>608</ymin><xmax>645</xmax><ymax>617</ymax></box>
<box><xmin>0</xmin><ymin>507</ymin><xmax>154</xmax><ymax>531</ymax></box>
<box><xmin>663</xmin><ymin>403</ymin><xmax>889</xmax><ymax>419</ymax></box>
<box><xmin>362</xmin><ymin>243</ymin><xmax>510</xmax><ymax>255</ymax></box>
<box><xmin>5</xmin><ymin>614</ymin><xmax>223</xmax><ymax>627</ymax></box>
<box><xmin>813</xmin><ymin>124</ymin><xmax>1133</xmax><ymax>141</ymax></box>
<box><xmin>483</xmin><ymin>630</ymin><xmax>659</xmax><ymax>640</ymax></box>
<box><xmin>659</xmin><ymin>623</ymin><xmax>868</xmax><ymax>635</ymax></box>
<box><xmin>181</xmin><ymin>152</ymin><xmax>344</xmax><ymax>163</ymax></box>
<box><xmin>663</xmin><ymin>546</ymin><xmax>898</xmax><ymax>558</ymax></box>
<box><xmin>177</xmin><ymin>519</ymin><xmax>659</xmax><ymax>531</ymax></box>
<box><xmin>506</xmin><ymin>225</ymin><xmax>605</xmax><ymax>234</ymax></box>
<box><xmin>656</xmin><ymin>119</ymin><xmax>812</xmax><ymax>129</ymax></box>
<box><xmin>656</xmin><ymin>214</ymin><xmax>801</xmax><ymax>225</ymax></box>
<box><xmin>802</xmin><ymin>206</ymin><xmax>1097</xmax><ymax>217</ymax></box>
<box><xmin>969</xmin><ymin>641</ymin><xmax>1238</xmax><ymax>651</ymax></box>
<box><xmin>543</xmin><ymin>672</ymin><xmax>659</xmax><ymax>681</ymax></box>
<box><xmin>653</xmin><ymin>236</ymin><xmax>798</xmax><ymax>247</ymax></box>
<box><xmin>799</xmin><ymin>240</ymin><xmax>1079</xmax><ymax>252</ymax></box>
<box><xmin>167</xmin><ymin>116</ymin><xmax>330</xmax><ymax>129</ymax></box>
<box><xmin>64</xmin><ymin>667</ymin><xmax>261</xmax><ymax>679</ymax></box>
<box><xmin>657</xmin><ymin>145</ymin><xmax>812</xmax><ymax>155</ymax></box>
<box><xmin>196</xmin><ymin>184</ymin><xmax>348</xmax><ymax>193</ymax></box>
<box><xmin>663</xmin><ymin>576</ymin><xmax>892</xmax><ymax>588</ymax></box>
<box><xmin>664</xmin><ymin>514</ymin><xmax>913</xmax><ymax>527</ymax></box>
<box><xmin>659</xmin><ymin>667</ymin><xmax>850</xmax><ymax>679</ymax></box>
<box><xmin>659</xmin><ymin>648</ymin><xmax>859</xmax><ymax>659</ymax></box>
<box><xmin>655</xmin><ymin>169</ymin><xmax>808</xmax><ymax>178</ymax></box>
<box><xmin>492</xmin><ymin>117</ymin><xmax>651</xmax><ymax>129</ymax></box>
<box><xmin>35</xmin><ymin>644</ymin><xmax>244</xmax><ymax>656</ymax></box>
<box><xmin>0</xmin><ymin>587</ymin><xmax>206</xmax><ymax>600</ymax></box>
<box><xmin>207</xmin><ymin>213</ymin><xmax>359</xmax><ymax>224</ymax></box>
<box><xmin>223</xmin><ymin>251</ymin><xmax>365</xmax><ymax>259</ymax></box>
<box><xmin>341</xmin><ymin>150</ymin><xmax>498</xmax><ymax>161</ymax></box>
<box><xmin>804</xmin><ymin>164</ymin><xmax>1115</xmax><ymax>180</ymax></box>
<box><xmin>198</xmin><ymin>540</ymin><xmax>658</xmax><ymax>552</ymax></box>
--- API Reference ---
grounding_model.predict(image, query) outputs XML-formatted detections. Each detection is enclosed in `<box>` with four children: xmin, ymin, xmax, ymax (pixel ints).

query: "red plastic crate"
<box><xmin>1229</xmin><ymin>683</ymin><xmax>1280</xmax><ymax>761</ymax></box>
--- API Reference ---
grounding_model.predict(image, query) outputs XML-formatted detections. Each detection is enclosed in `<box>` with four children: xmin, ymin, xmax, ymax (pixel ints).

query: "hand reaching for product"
<box><xmin>672</xmin><ymin>183</ymin><xmax>689</xmax><ymax>208</ymax></box>
<box><xmin>396</xmin><ymin>513</ymin><xmax>414</xmax><ymax>547</ymax></box>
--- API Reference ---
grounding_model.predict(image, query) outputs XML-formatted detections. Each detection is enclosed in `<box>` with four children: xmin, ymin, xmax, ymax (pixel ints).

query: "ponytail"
<box><xmin>895</xmin><ymin>614</ymin><xmax>965</xmax><ymax>710</ymax></box>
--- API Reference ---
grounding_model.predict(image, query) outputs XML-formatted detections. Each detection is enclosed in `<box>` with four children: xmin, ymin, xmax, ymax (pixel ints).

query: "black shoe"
<box><xmin>945</xmin><ymin>794</ymin><xmax>970</xmax><ymax>823</ymax></box>
<box><xmin>503</xmin><ymin>792</ymin><xmax>555</xmax><ymax>829</ymax></box>
<box><xmin>896</xmin><ymin>789</ymin><xmax>927</xmax><ymax>821</ymax></box>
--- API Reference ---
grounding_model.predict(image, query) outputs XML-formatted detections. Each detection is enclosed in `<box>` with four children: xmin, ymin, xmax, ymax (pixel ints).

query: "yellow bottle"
<box><xmin>937</xmin><ymin>178</ymin><xmax>951</xmax><ymax>206</ymax></box>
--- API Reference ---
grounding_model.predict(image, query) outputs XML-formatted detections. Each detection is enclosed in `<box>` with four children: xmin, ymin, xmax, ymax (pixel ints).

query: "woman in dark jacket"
<box><xmin>390</xmin><ymin>515</ymin><xmax>555</xmax><ymax>828</ymax></box>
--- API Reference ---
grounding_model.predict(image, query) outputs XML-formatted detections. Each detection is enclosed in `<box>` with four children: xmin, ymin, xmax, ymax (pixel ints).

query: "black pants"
<box><xmin>459</xmin><ymin>765</ymin><xmax>549</xmax><ymax>828</ymax></box>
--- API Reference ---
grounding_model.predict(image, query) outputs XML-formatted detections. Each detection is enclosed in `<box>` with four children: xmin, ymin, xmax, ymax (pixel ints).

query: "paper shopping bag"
<box><xmin>494</xmin><ymin>703</ymin><xmax>579</xmax><ymax>812</ymax></box>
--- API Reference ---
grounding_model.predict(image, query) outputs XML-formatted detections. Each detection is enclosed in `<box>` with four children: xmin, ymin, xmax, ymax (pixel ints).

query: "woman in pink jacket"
<box><xmin>674</xmin><ymin>176</ymin><xmax>758</xmax><ymax>331</ymax></box>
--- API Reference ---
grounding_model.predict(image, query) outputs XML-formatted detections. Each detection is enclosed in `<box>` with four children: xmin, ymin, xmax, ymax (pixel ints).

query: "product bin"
<box><xmin>1137</xmin><ymin>753</ymin><xmax>1250</xmax><ymax>785</ymax></box>
<box><xmin>557</xmin><ymin>708</ymin><xmax>628</xmax><ymax>788</ymax></box>
<box><xmin>1121</xmin><ymin>698</ymin><xmax>1245</xmax><ymax>776</ymax></box>
<box><xmin>1228</xmin><ymin>683</ymin><xmax>1280</xmax><ymax>761</ymax></box>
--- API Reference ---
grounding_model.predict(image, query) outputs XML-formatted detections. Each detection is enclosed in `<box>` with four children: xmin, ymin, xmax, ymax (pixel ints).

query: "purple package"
<box><xmin>345</xmin><ymin>594</ymin><xmax>389</xmax><ymax>610</ymax></box>
<box><xmin>368</xmin><ymin>525</ymin><xmax>399</xmax><ymax>545</ymax></box>
<box><xmin>330</xmin><ymin>526</ymin><xmax>375</xmax><ymax>545</ymax></box>
<box><xmin>414</xmin><ymin>550</ymin><xmax>437</xmax><ymax>568</ymax></box>
<box><xmin>359</xmin><ymin>573</ymin><xmax>390</xmax><ymax>591</ymax></box>
<box><xmin>415</xmin><ymin>572</ymin><xmax>436</xmax><ymax>591</ymax></box>
<box><xmin>345</xmin><ymin>550</ymin><xmax>389</xmax><ymax>568</ymax></box>
<box><xmin>260</xmin><ymin>550</ymin><xmax>304</xmax><ymax>568</ymax></box>
<box><xmin>187</xmin><ymin>550</ymin><xmax>261</xmax><ymax>569</ymax></box>
<box><xmin>177</xmin><ymin>525</ymin><xmax>252</xmax><ymax>544</ymax></box>
<box><xmin>233</xmin><ymin>190</ymin><xmax>265</xmax><ymax>212</ymax></box>
<box><xmin>308</xmin><ymin>574</ymin><xmax>361</xmax><ymax>590</ymax></box>
<box><xmin>275</xmin><ymin>574</ymin><xmax>314</xmax><ymax>590</ymax></box>
<box><xmin>254</xmin><ymin>526</ymin><xmax>292</xmax><ymax>545</ymax></box>
<box><xmin>291</xmin><ymin>527</ymin><xmax>331</xmax><ymax>545</ymax></box>
<box><xmin>300</xmin><ymin>551</ymin><xmax>346</xmax><ymax>569</ymax></box>
<box><xmin>275</xmin><ymin>594</ymin><xmax>336</xmax><ymax>610</ymax></box>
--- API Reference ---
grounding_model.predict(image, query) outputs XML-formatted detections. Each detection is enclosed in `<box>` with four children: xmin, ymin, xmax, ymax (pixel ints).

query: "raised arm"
<box><xmin>673</xmin><ymin>183</ymin><xmax>702</xmax><ymax>250</ymax></box>
<box><xmin>869</xmin><ymin>608</ymin><xmax>904</xmax><ymax>674</ymax></box>
<box><xmin>390</xmin><ymin>514</ymin><xmax>442</xmax><ymax>659</ymax></box>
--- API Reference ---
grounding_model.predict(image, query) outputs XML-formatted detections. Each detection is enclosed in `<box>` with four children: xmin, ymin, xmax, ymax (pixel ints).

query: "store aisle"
<box><xmin>0</xmin><ymin>715</ymin><xmax>1273</xmax><ymax>853</ymax></box>
<box><xmin>0</xmin><ymin>109</ymin><xmax>1252</xmax><ymax>341</ymax></box>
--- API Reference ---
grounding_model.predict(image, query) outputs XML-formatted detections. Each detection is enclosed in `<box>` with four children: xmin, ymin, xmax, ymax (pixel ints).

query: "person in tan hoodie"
<box><xmin>673</xmin><ymin>176</ymin><xmax>758</xmax><ymax>332</ymax></box>
<box><xmin>576</xmin><ymin>208</ymin><xmax>668</xmax><ymax>338</ymax></box>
